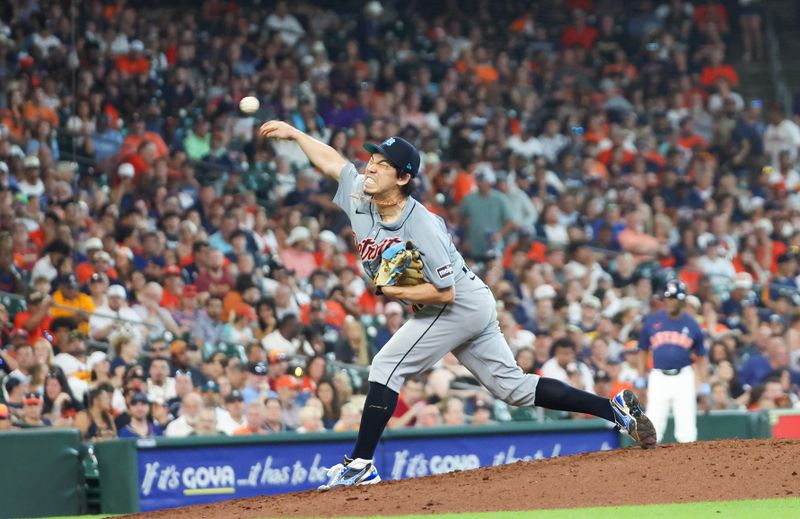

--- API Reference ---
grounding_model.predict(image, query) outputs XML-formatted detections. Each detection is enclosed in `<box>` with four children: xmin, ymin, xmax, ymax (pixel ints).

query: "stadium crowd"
<box><xmin>1</xmin><ymin>0</ymin><xmax>799</xmax><ymax>441</ymax></box>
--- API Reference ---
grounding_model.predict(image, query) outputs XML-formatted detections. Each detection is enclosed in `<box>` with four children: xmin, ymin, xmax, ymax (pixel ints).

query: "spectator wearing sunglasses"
<box><xmin>19</xmin><ymin>392</ymin><xmax>49</xmax><ymax>428</ymax></box>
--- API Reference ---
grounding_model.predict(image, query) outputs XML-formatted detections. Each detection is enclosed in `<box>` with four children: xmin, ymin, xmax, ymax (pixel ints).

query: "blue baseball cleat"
<box><xmin>611</xmin><ymin>389</ymin><xmax>657</xmax><ymax>449</ymax></box>
<box><xmin>318</xmin><ymin>457</ymin><xmax>381</xmax><ymax>490</ymax></box>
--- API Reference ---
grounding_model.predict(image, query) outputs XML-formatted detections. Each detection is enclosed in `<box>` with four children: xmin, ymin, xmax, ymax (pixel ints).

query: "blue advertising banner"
<box><xmin>381</xmin><ymin>430</ymin><xmax>618</xmax><ymax>480</ymax></box>
<box><xmin>137</xmin><ymin>439</ymin><xmax>353</xmax><ymax>511</ymax></box>
<box><xmin>136</xmin><ymin>428</ymin><xmax>618</xmax><ymax>512</ymax></box>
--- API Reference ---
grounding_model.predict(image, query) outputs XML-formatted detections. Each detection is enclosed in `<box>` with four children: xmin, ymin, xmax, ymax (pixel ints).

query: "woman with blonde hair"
<box><xmin>175</xmin><ymin>220</ymin><xmax>199</xmax><ymax>263</ymax></box>
<box><xmin>335</xmin><ymin>316</ymin><xmax>370</xmax><ymax>365</ymax></box>
<box><xmin>30</xmin><ymin>338</ymin><xmax>54</xmax><ymax>393</ymax></box>
<box><xmin>33</xmin><ymin>337</ymin><xmax>55</xmax><ymax>367</ymax></box>
<box><xmin>333</xmin><ymin>402</ymin><xmax>362</xmax><ymax>432</ymax></box>
<box><xmin>332</xmin><ymin>370</ymin><xmax>354</xmax><ymax>404</ymax></box>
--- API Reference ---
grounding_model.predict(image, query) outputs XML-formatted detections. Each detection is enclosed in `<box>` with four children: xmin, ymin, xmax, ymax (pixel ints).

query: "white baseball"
<box><xmin>239</xmin><ymin>96</ymin><xmax>260</xmax><ymax>114</ymax></box>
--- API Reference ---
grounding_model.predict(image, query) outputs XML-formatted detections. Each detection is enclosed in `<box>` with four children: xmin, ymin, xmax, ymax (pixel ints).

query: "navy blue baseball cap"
<box><xmin>131</xmin><ymin>392</ymin><xmax>149</xmax><ymax>405</ymax></box>
<box><xmin>363</xmin><ymin>136</ymin><xmax>420</xmax><ymax>177</ymax></box>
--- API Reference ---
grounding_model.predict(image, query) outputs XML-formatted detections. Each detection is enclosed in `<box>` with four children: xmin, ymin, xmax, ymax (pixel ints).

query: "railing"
<box><xmin>764</xmin><ymin>4</ymin><xmax>793</xmax><ymax>114</ymax></box>
<box><xmin>0</xmin><ymin>290</ymin><xmax>373</xmax><ymax>379</ymax></box>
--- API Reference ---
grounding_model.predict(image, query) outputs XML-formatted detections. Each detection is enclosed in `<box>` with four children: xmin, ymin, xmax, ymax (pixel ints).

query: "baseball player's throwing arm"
<box><xmin>259</xmin><ymin>121</ymin><xmax>346</xmax><ymax>181</ymax></box>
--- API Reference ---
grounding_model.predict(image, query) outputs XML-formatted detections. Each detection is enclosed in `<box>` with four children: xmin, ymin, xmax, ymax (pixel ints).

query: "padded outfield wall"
<box><xmin>0</xmin><ymin>411</ymin><xmax>773</xmax><ymax>517</ymax></box>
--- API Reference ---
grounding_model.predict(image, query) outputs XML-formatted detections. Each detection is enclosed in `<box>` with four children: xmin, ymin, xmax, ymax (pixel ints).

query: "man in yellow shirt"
<box><xmin>51</xmin><ymin>274</ymin><xmax>95</xmax><ymax>335</ymax></box>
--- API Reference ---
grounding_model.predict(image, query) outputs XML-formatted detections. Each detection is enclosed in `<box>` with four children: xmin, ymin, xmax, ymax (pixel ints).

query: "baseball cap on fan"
<box><xmin>663</xmin><ymin>280</ymin><xmax>687</xmax><ymax>301</ymax></box>
<box><xmin>363</xmin><ymin>136</ymin><xmax>420</xmax><ymax>177</ymax></box>
<box><xmin>85</xmin><ymin>237</ymin><xmax>103</xmax><ymax>252</ymax></box>
<box><xmin>23</xmin><ymin>155</ymin><xmax>40</xmax><ymax>169</ymax></box>
<box><xmin>107</xmin><ymin>284</ymin><xmax>127</xmax><ymax>299</ymax></box>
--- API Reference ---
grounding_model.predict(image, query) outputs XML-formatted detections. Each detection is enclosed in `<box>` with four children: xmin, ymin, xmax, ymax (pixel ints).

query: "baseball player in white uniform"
<box><xmin>259</xmin><ymin>121</ymin><xmax>657</xmax><ymax>488</ymax></box>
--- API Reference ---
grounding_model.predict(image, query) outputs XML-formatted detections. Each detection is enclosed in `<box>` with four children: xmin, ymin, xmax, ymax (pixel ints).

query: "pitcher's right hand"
<box><xmin>259</xmin><ymin>120</ymin><xmax>297</xmax><ymax>140</ymax></box>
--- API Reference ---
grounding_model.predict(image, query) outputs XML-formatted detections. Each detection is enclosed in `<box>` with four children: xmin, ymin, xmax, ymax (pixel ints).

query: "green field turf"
<box><xmin>349</xmin><ymin>498</ymin><xmax>800</xmax><ymax>519</ymax></box>
<box><xmin>42</xmin><ymin>498</ymin><xmax>800</xmax><ymax>519</ymax></box>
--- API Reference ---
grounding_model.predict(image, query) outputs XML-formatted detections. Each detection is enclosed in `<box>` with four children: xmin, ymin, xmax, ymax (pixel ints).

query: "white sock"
<box><xmin>348</xmin><ymin>457</ymin><xmax>372</xmax><ymax>470</ymax></box>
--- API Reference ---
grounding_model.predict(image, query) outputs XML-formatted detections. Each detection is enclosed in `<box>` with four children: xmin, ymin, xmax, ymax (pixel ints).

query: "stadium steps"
<box><xmin>738</xmin><ymin>61</ymin><xmax>774</xmax><ymax>104</ymax></box>
<box><xmin>727</xmin><ymin>6</ymin><xmax>771</xmax><ymax>104</ymax></box>
<box><xmin>766</xmin><ymin>0</ymin><xmax>800</xmax><ymax>104</ymax></box>
<box><xmin>736</xmin><ymin>0</ymin><xmax>800</xmax><ymax>106</ymax></box>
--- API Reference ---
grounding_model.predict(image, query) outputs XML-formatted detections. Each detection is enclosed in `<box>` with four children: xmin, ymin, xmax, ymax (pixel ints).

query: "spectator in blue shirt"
<box><xmin>91</xmin><ymin>114</ymin><xmax>123</xmax><ymax>166</ymax></box>
<box><xmin>118</xmin><ymin>392</ymin><xmax>163</xmax><ymax>438</ymax></box>
<box><xmin>739</xmin><ymin>337</ymin><xmax>797</xmax><ymax>389</ymax></box>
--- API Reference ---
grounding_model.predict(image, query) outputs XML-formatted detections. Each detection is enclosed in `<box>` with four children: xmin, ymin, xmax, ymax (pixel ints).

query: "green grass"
<box><xmin>39</xmin><ymin>498</ymin><xmax>800</xmax><ymax>519</ymax></box>
<box><xmin>345</xmin><ymin>498</ymin><xmax>800</xmax><ymax>519</ymax></box>
<box><xmin>28</xmin><ymin>517</ymin><xmax>112</xmax><ymax>519</ymax></box>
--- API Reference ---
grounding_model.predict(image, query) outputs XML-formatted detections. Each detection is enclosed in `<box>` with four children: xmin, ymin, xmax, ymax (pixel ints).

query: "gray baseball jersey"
<box><xmin>334</xmin><ymin>163</ymin><xmax>540</xmax><ymax>402</ymax></box>
<box><xmin>334</xmin><ymin>163</ymin><xmax>466</xmax><ymax>292</ymax></box>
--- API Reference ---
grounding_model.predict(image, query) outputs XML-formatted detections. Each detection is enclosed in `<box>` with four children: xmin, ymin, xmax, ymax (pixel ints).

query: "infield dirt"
<box><xmin>123</xmin><ymin>438</ymin><xmax>800</xmax><ymax>518</ymax></box>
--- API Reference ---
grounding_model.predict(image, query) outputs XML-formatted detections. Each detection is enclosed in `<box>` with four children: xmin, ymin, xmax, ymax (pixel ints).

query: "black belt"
<box><xmin>659</xmin><ymin>368</ymin><xmax>682</xmax><ymax>376</ymax></box>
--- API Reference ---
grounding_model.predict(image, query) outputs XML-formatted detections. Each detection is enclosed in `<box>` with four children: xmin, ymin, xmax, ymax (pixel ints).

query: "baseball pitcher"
<box><xmin>637</xmin><ymin>280</ymin><xmax>709</xmax><ymax>443</ymax></box>
<box><xmin>260</xmin><ymin>121</ymin><xmax>657</xmax><ymax>488</ymax></box>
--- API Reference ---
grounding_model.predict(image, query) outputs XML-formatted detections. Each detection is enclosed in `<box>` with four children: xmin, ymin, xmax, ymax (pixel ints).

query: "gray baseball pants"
<box><xmin>368</xmin><ymin>279</ymin><xmax>539</xmax><ymax>406</ymax></box>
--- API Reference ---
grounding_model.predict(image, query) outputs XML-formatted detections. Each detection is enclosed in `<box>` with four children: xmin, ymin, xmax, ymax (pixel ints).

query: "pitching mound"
<box><xmin>125</xmin><ymin>438</ymin><xmax>800</xmax><ymax>518</ymax></box>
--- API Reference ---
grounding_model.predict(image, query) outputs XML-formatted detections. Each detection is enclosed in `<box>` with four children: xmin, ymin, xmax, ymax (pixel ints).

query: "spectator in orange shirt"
<box><xmin>677</xmin><ymin>116</ymin><xmax>708</xmax><ymax>154</ymax></box>
<box><xmin>749</xmin><ymin>218</ymin><xmax>784</xmax><ymax>275</ymax></box>
<box><xmin>602</xmin><ymin>49</ymin><xmax>638</xmax><ymax>81</ymax></box>
<box><xmin>561</xmin><ymin>9</ymin><xmax>598</xmax><ymax>49</ymax></box>
<box><xmin>27</xmin><ymin>210</ymin><xmax>59</xmax><ymax>251</ymax></box>
<box><xmin>700</xmin><ymin>49</ymin><xmax>738</xmax><ymax>88</ymax></box>
<box><xmin>473</xmin><ymin>46</ymin><xmax>499</xmax><ymax>83</ymax></box>
<box><xmin>510</xmin><ymin>10</ymin><xmax>536</xmax><ymax>35</ymax></box>
<box><xmin>124</xmin><ymin>140</ymin><xmax>158</xmax><ymax>179</ymax></box>
<box><xmin>75</xmin><ymin>237</ymin><xmax>104</xmax><ymax>283</ymax></box>
<box><xmin>13</xmin><ymin>291</ymin><xmax>53</xmax><ymax>344</ymax></box>
<box><xmin>452</xmin><ymin>168</ymin><xmax>477</xmax><ymax>204</ymax></box>
<box><xmin>115</xmin><ymin>40</ymin><xmax>150</xmax><ymax>77</ymax></box>
<box><xmin>300</xmin><ymin>293</ymin><xmax>346</xmax><ymax>329</ymax></box>
<box><xmin>160</xmin><ymin>266</ymin><xmax>184</xmax><ymax>311</ymax></box>
<box><xmin>120</xmin><ymin>115</ymin><xmax>169</xmax><ymax>160</ymax></box>
<box><xmin>677</xmin><ymin>248</ymin><xmax>703</xmax><ymax>294</ymax></box>
<box><xmin>582</xmin><ymin>154</ymin><xmax>609</xmax><ymax>181</ymax></box>
<box><xmin>22</xmin><ymin>87</ymin><xmax>59</xmax><ymax>128</ymax></box>
<box><xmin>75</xmin><ymin>238</ymin><xmax>118</xmax><ymax>284</ymax></box>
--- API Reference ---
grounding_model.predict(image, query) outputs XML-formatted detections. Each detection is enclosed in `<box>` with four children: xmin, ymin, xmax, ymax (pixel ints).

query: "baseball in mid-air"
<box><xmin>239</xmin><ymin>96</ymin><xmax>260</xmax><ymax>114</ymax></box>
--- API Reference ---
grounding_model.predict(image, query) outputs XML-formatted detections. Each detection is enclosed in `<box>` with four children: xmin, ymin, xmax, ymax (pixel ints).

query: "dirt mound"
<box><xmin>125</xmin><ymin>439</ymin><xmax>800</xmax><ymax>518</ymax></box>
